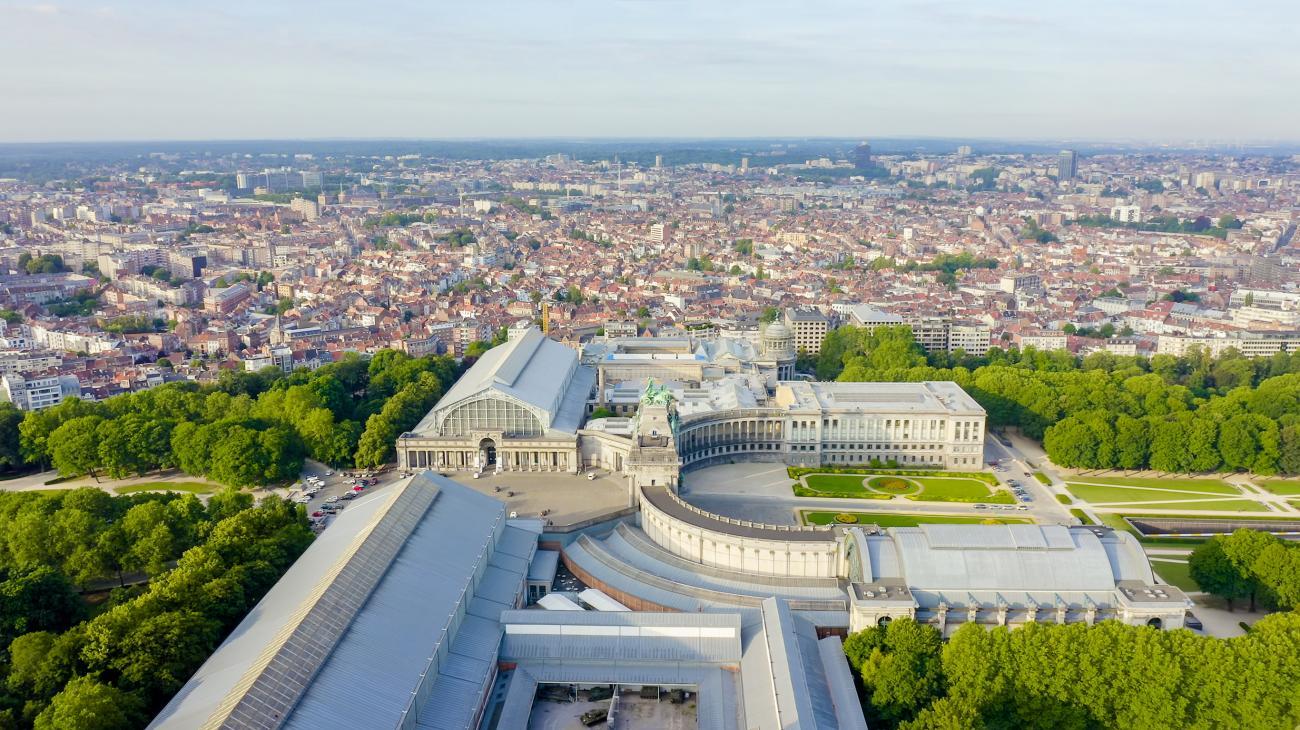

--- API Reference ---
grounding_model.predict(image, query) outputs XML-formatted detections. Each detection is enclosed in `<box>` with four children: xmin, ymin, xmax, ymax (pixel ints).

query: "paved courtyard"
<box><xmin>443</xmin><ymin>469</ymin><xmax>631</xmax><ymax>526</ymax></box>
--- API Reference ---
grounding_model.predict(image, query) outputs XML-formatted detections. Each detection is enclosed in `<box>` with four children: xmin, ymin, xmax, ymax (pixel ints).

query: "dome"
<box><xmin>763</xmin><ymin>322</ymin><xmax>791</xmax><ymax>340</ymax></box>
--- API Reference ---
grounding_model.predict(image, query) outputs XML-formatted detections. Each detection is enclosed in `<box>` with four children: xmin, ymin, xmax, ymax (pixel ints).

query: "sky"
<box><xmin>1</xmin><ymin>0</ymin><xmax>1297</xmax><ymax>143</ymax></box>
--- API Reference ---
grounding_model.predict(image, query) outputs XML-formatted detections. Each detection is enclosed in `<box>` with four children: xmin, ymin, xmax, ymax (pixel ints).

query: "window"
<box><xmin>440</xmin><ymin>397</ymin><xmax>543</xmax><ymax>437</ymax></box>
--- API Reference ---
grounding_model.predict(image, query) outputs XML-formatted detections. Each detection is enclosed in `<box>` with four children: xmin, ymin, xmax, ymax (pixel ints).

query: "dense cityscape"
<box><xmin>2</xmin><ymin>1</ymin><xmax>1300</xmax><ymax>728</ymax></box>
<box><xmin>0</xmin><ymin>140</ymin><xmax>1295</xmax><ymax>729</ymax></box>
<box><xmin>0</xmin><ymin>140</ymin><xmax>1297</xmax><ymax>408</ymax></box>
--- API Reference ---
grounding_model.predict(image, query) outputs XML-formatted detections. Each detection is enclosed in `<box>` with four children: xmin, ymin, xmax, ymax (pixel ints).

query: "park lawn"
<box><xmin>1066</xmin><ymin>476</ymin><xmax>1238</xmax><ymax>494</ymax></box>
<box><xmin>116</xmin><ymin>481</ymin><xmax>218</xmax><ymax>495</ymax></box>
<box><xmin>906</xmin><ymin>477</ymin><xmax>1013</xmax><ymax>504</ymax></box>
<box><xmin>1110</xmin><ymin>499</ymin><xmax>1271</xmax><ymax>512</ymax></box>
<box><xmin>801</xmin><ymin>510</ymin><xmax>1032</xmax><ymax>527</ymax></box>
<box><xmin>1150</xmin><ymin>559</ymin><xmax>1199</xmax><ymax>593</ymax></box>
<box><xmin>1257</xmin><ymin>480</ymin><xmax>1300</xmax><ymax>496</ymax></box>
<box><xmin>1033</xmin><ymin>472</ymin><xmax>1052</xmax><ymax>485</ymax></box>
<box><xmin>801</xmin><ymin>474</ymin><xmax>870</xmax><ymax>495</ymax></box>
<box><xmin>1067</xmin><ymin>483</ymin><xmax>1243</xmax><ymax>504</ymax></box>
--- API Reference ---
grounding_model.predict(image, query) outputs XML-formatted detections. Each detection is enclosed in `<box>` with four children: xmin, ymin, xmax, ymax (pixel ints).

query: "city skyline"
<box><xmin>1</xmin><ymin>0</ymin><xmax>1297</xmax><ymax>143</ymax></box>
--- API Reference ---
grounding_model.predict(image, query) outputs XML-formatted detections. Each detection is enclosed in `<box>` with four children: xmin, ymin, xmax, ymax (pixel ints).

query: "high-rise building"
<box><xmin>957</xmin><ymin>145</ymin><xmax>973</xmax><ymax>157</ymax></box>
<box><xmin>1058</xmin><ymin>149</ymin><xmax>1078</xmax><ymax>181</ymax></box>
<box><xmin>784</xmin><ymin>307</ymin><xmax>830</xmax><ymax>354</ymax></box>
<box><xmin>235</xmin><ymin>172</ymin><xmax>253</xmax><ymax>190</ymax></box>
<box><xmin>654</xmin><ymin>154</ymin><xmax>663</xmax><ymax>169</ymax></box>
<box><xmin>740</xmin><ymin>157</ymin><xmax>749</xmax><ymax>172</ymax></box>
<box><xmin>648</xmin><ymin>222</ymin><xmax>665</xmax><ymax>243</ymax></box>
<box><xmin>301</xmin><ymin>170</ymin><xmax>323</xmax><ymax>188</ymax></box>
<box><xmin>853</xmin><ymin>141</ymin><xmax>873</xmax><ymax>170</ymax></box>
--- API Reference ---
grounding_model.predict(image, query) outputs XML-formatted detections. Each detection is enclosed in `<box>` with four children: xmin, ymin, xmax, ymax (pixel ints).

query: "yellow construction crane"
<box><xmin>541</xmin><ymin>301</ymin><xmax>550</xmax><ymax>335</ymax></box>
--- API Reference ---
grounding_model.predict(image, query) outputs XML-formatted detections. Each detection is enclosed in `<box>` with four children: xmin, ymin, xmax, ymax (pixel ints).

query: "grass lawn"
<box><xmin>906</xmin><ymin>477</ymin><xmax>1012</xmax><ymax>504</ymax></box>
<box><xmin>802</xmin><ymin>474</ymin><xmax>868</xmax><ymax>494</ymax></box>
<box><xmin>1150</xmin><ymin>559</ymin><xmax>1199</xmax><ymax>593</ymax></box>
<box><xmin>1067</xmin><ymin>483</ymin><xmax>1243</xmax><ymax>504</ymax></box>
<box><xmin>1033</xmin><ymin>472</ymin><xmax>1052</xmax><ymax>485</ymax></box>
<box><xmin>116</xmin><ymin>482</ymin><xmax>218</xmax><ymax>495</ymax></box>
<box><xmin>1056</xmin><ymin>494</ymin><xmax>1073</xmax><ymax>505</ymax></box>
<box><xmin>1107</xmin><ymin>499</ymin><xmax>1270</xmax><ymax>512</ymax></box>
<box><xmin>1066</xmin><ymin>476</ymin><xmax>1238</xmax><ymax>494</ymax></box>
<box><xmin>801</xmin><ymin>510</ymin><xmax>1032</xmax><ymax>527</ymax></box>
<box><xmin>1257</xmin><ymin>480</ymin><xmax>1300</xmax><ymax>496</ymax></box>
<box><xmin>1069</xmin><ymin>508</ymin><xmax>1095</xmax><ymax>525</ymax></box>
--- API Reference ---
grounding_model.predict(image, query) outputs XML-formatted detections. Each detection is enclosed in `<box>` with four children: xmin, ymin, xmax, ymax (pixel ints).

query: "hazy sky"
<box><xmin>1</xmin><ymin>0</ymin><xmax>1296</xmax><ymax>142</ymax></box>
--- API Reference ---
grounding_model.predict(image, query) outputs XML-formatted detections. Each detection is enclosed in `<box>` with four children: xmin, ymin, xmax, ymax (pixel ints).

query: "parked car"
<box><xmin>293</xmin><ymin>495</ymin><xmax>311</xmax><ymax>504</ymax></box>
<box><xmin>325</xmin><ymin>495</ymin><xmax>341</xmax><ymax>504</ymax></box>
<box><xmin>341</xmin><ymin>491</ymin><xmax>357</xmax><ymax>500</ymax></box>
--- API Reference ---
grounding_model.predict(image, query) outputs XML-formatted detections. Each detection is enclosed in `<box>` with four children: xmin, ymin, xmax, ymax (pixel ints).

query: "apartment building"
<box><xmin>1</xmin><ymin>372</ymin><xmax>81</xmax><ymax>411</ymax></box>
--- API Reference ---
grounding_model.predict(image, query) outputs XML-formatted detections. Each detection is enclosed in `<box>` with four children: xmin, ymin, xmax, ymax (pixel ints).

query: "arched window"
<box><xmin>877</xmin><ymin>616</ymin><xmax>892</xmax><ymax>628</ymax></box>
<box><xmin>440</xmin><ymin>397</ymin><xmax>543</xmax><ymax>437</ymax></box>
<box><xmin>1146</xmin><ymin>617</ymin><xmax>1163</xmax><ymax>629</ymax></box>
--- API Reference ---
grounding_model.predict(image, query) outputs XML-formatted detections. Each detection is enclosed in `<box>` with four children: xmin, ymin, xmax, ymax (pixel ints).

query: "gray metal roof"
<box><xmin>527</xmin><ymin>549</ymin><xmax>560</xmax><ymax>583</ymax></box>
<box><xmin>151</xmin><ymin>474</ymin><xmax>533</xmax><ymax>730</ymax></box>
<box><xmin>281</xmin><ymin>480</ymin><xmax>519</xmax><ymax>730</ymax></box>
<box><xmin>150</xmin><ymin>475</ymin><xmax>444</xmax><ymax>730</ymax></box>
<box><xmin>641</xmin><ymin>485</ymin><xmax>840</xmax><ymax>543</ymax></box>
<box><xmin>500</xmin><ymin>610</ymin><xmax>743</xmax><ymax>664</ymax></box>
<box><xmin>886</xmin><ymin>525</ymin><xmax>1134</xmax><ymax>593</ymax></box>
<box><xmin>413</xmin><ymin>327</ymin><xmax>593</xmax><ymax>435</ymax></box>
<box><xmin>740</xmin><ymin>599</ymin><xmax>869</xmax><ymax>730</ymax></box>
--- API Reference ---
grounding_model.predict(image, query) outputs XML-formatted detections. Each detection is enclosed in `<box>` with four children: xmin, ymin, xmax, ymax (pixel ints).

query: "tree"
<box><xmin>1279</xmin><ymin>425</ymin><xmax>1300</xmax><ymax>475</ymax></box>
<box><xmin>589</xmin><ymin>407</ymin><xmax>615</xmax><ymax>420</ymax></box>
<box><xmin>33</xmin><ymin>676</ymin><xmax>142</xmax><ymax>730</ymax></box>
<box><xmin>0</xmin><ymin>401</ymin><xmax>24</xmax><ymax>471</ymax></box>
<box><xmin>0</xmin><ymin>567</ymin><xmax>84</xmax><ymax>644</ymax></box>
<box><xmin>49</xmin><ymin>416</ymin><xmax>105</xmax><ymax>479</ymax></box>
<box><xmin>847</xmin><ymin>618</ymin><xmax>945</xmax><ymax>726</ymax></box>
<box><xmin>1189</xmin><ymin>538</ymin><xmax>1252</xmax><ymax>610</ymax></box>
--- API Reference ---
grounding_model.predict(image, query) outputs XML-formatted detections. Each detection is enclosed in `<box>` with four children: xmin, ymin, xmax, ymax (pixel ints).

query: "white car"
<box><xmin>293</xmin><ymin>495</ymin><xmax>311</xmax><ymax>504</ymax></box>
<box><xmin>325</xmin><ymin>471</ymin><xmax>333</xmax><ymax>477</ymax></box>
<box><xmin>325</xmin><ymin>495</ymin><xmax>341</xmax><ymax>504</ymax></box>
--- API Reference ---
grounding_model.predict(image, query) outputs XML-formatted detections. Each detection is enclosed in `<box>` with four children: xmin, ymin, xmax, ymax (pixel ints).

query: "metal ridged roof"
<box><xmin>412</xmin><ymin>328</ymin><xmax>594</xmax><ymax>436</ymax></box>
<box><xmin>151</xmin><ymin>473</ymin><xmax>534</xmax><ymax>730</ymax></box>
<box><xmin>890</xmin><ymin>525</ymin><xmax>1124</xmax><ymax>592</ymax></box>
